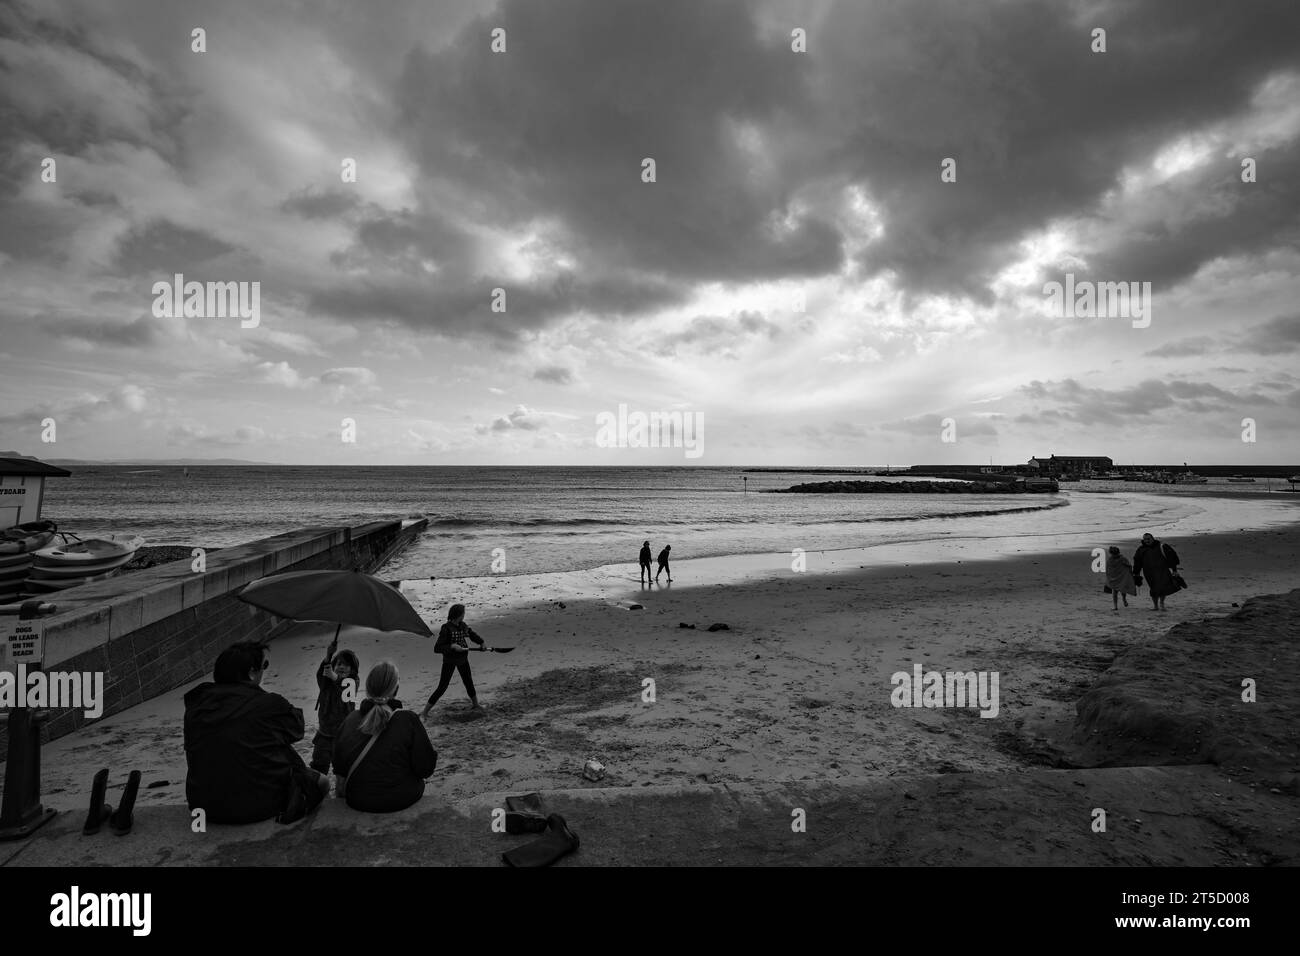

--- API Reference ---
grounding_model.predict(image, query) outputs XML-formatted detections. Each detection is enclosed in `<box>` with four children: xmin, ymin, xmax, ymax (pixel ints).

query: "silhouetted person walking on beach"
<box><xmin>656</xmin><ymin>545</ymin><xmax>672</xmax><ymax>583</ymax></box>
<box><xmin>1133</xmin><ymin>533</ymin><xmax>1181</xmax><ymax>611</ymax></box>
<box><xmin>639</xmin><ymin>541</ymin><xmax>653</xmax><ymax>585</ymax></box>
<box><xmin>420</xmin><ymin>603</ymin><xmax>488</xmax><ymax>717</ymax></box>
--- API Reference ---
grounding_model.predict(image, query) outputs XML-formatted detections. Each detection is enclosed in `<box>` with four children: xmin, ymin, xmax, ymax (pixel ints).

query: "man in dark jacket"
<box><xmin>184</xmin><ymin>640</ymin><xmax>328</xmax><ymax>824</ymax></box>
<box><xmin>1133</xmin><ymin>533</ymin><xmax>1181</xmax><ymax>611</ymax></box>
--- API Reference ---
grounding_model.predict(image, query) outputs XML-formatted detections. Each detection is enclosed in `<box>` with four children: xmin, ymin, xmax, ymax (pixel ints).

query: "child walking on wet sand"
<box><xmin>1104</xmin><ymin>546</ymin><xmax>1137</xmax><ymax>611</ymax></box>
<box><xmin>420</xmin><ymin>603</ymin><xmax>490</xmax><ymax>717</ymax></box>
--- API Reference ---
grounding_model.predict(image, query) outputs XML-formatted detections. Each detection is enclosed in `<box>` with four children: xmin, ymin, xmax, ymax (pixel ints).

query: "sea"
<box><xmin>36</xmin><ymin>466</ymin><xmax>1299</xmax><ymax>578</ymax></box>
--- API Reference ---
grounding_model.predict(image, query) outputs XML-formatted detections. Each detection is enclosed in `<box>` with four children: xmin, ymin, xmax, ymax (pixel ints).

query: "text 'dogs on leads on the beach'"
<box><xmin>595</xmin><ymin>403</ymin><xmax>703</xmax><ymax>459</ymax></box>
<box><xmin>890</xmin><ymin>664</ymin><xmax>999</xmax><ymax>718</ymax></box>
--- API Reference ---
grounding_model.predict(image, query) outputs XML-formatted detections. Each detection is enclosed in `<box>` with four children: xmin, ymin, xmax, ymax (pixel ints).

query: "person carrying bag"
<box><xmin>333</xmin><ymin>660</ymin><xmax>438</xmax><ymax>813</ymax></box>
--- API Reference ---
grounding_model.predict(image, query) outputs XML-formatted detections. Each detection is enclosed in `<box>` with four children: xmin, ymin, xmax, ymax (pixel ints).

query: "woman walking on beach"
<box><xmin>420</xmin><ymin>603</ymin><xmax>488</xmax><ymax>717</ymax></box>
<box><xmin>1104</xmin><ymin>546</ymin><xmax>1137</xmax><ymax>610</ymax></box>
<box><xmin>334</xmin><ymin>661</ymin><xmax>438</xmax><ymax>813</ymax></box>
<box><xmin>1133</xmin><ymin>533</ymin><xmax>1180</xmax><ymax>611</ymax></box>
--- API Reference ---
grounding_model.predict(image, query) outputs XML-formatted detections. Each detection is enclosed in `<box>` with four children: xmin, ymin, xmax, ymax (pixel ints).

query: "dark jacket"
<box><xmin>314</xmin><ymin>652</ymin><xmax>355</xmax><ymax>737</ymax></box>
<box><xmin>334</xmin><ymin>699</ymin><xmax>437</xmax><ymax>813</ymax></box>
<box><xmin>434</xmin><ymin>620</ymin><xmax>484</xmax><ymax>656</ymax></box>
<box><xmin>1133</xmin><ymin>540</ymin><xmax>1180</xmax><ymax>598</ymax></box>
<box><xmin>657</xmin><ymin>548</ymin><xmax>670</xmax><ymax>565</ymax></box>
<box><xmin>183</xmin><ymin>682</ymin><xmax>307</xmax><ymax>824</ymax></box>
<box><xmin>639</xmin><ymin>545</ymin><xmax>652</xmax><ymax>566</ymax></box>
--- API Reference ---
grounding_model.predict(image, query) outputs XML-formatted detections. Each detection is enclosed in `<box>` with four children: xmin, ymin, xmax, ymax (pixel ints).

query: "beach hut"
<box><xmin>0</xmin><ymin>456</ymin><xmax>70</xmax><ymax>530</ymax></box>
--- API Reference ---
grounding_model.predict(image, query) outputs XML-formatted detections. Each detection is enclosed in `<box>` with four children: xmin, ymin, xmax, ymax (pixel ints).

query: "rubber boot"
<box><xmin>504</xmin><ymin>793</ymin><xmax>547</xmax><ymax>833</ymax></box>
<box><xmin>109</xmin><ymin>770</ymin><xmax>141</xmax><ymax>836</ymax></box>
<box><xmin>82</xmin><ymin>768</ymin><xmax>113</xmax><ymax>836</ymax></box>
<box><xmin>506</xmin><ymin>810</ymin><xmax>549</xmax><ymax>834</ymax></box>
<box><xmin>502</xmin><ymin>814</ymin><xmax>580</xmax><ymax>867</ymax></box>
<box><xmin>506</xmin><ymin>792</ymin><xmax>544</xmax><ymax>813</ymax></box>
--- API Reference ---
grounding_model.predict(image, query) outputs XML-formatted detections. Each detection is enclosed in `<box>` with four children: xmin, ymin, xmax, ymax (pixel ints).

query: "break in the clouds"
<box><xmin>1</xmin><ymin>0</ymin><xmax>1299</xmax><ymax>464</ymax></box>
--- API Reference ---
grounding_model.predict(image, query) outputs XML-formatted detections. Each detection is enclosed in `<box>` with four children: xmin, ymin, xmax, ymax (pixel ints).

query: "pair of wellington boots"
<box><xmin>502</xmin><ymin>793</ymin><xmax>579</xmax><ymax>867</ymax></box>
<box><xmin>83</xmin><ymin>769</ymin><xmax>141</xmax><ymax>836</ymax></box>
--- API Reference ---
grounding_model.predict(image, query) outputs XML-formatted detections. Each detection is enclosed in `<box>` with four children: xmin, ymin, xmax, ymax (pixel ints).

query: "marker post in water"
<box><xmin>0</xmin><ymin>600</ymin><xmax>59</xmax><ymax>841</ymax></box>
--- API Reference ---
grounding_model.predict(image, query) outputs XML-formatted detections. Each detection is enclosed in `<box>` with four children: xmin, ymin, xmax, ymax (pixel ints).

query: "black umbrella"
<box><xmin>236</xmin><ymin>569</ymin><xmax>434</xmax><ymax>646</ymax></box>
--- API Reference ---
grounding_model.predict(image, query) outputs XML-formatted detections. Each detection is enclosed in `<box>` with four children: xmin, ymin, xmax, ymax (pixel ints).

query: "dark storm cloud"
<box><xmin>111</xmin><ymin>220</ymin><xmax>241</xmax><ymax>277</ymax></box>
<box><xmin>0</xmin><ymin>199</ymin><xmax>88</xmax><ymax>262</ymax></box>
<box><xmin>1237</xmin><ymin>313</ymin><xmax>1300</xmax><ymax>354</ymax></box>
<box><xmin>308</xmin><ymin>269</ymin><xmax>687</xmax><ymax>339</ymax></box>
<box><xmin>1086</xmin><ymin>144</ymin><xmax>1300</xmax><ymax>290</ymax></box>
<box><xmin>43</xmin><ymin>315</ymin><xmax>161</xmax><ymax>347</ymax></box>
<box><xmin>1019</xmin><ymin>377</ymin><xmax>1277</xmax><ymax>426</ymax></box>
<box><xmin>653</xmin><ymin>310</ymin><xmax>781</xmax><ymax>357</ymax></box>
<box><xmin>4</xmin><ymin>0</ymin><xmax>1299</xmax><ymax>361</ymax></box>
<box><xmin>810</xmin><ymin>0</ymin><xmax>1300</xmax><ymax>299</ymax></box>
<box><xmin>326</xmin><ymin>210</ymin><xmax>475</xmax><ymax>274</ymax></box>
<box><xmin>533</xmin><ymin>365</ymin><xmax>574</xmax><ymax>385</ymax></box>
<box><xmin>281</xmin><ymin>189</ymin><xmax>363</xmax><ymax>220</ymax></box>
<box><xmin>376</xmin><ymin>0</ymin><xmax>1300</xmax><ymax>322</ymax></box>
<box><xmin>394</xmin><ymin>0</ymin><xmax>842</xmax><ymax>285</ymax></box>
<box><xmin>1143</xmin><ymin>336</ymin><xmax>1217</xmax><ymax>358</ymax></box>
<box><xmin>1145</xmin><ymin>315</ymin><xmax>1300</xmax><ymax>361</ymax></box>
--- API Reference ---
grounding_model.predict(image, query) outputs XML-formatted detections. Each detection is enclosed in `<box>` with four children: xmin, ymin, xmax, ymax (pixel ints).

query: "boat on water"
<box><xmin>1227</xmin><ymin>476</ymin><xmax>1256</xmax><ymax>483</ymax></box>
<box><xmin>1023</xmin><ymin>477</ymin><xmax>1060</xmax><ymax>493</ymax></box>
<box><xmin>1174</xmin><ymin>472</ymin><xmax>1208</xmax><ymax>484</ymax></box>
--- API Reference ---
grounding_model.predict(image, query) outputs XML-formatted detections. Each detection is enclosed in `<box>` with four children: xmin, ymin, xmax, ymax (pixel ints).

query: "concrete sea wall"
<box><xmin>0</xmin><ymin>519</ymin><xmax>427</xmax><ymax>759</ymax></box>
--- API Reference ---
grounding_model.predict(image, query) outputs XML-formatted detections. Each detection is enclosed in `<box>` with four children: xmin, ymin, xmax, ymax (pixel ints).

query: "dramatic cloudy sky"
<box><xmin>1</xmin><ymin>0</ymin><xmax>1298</xmax><ymax>465</ymax></box>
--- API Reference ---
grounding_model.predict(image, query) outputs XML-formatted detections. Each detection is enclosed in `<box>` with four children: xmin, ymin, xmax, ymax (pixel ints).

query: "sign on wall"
<box><xmin>0</xmin><ymin>616</ymin><xmax>45</xmax><ymax>667</ymax></box>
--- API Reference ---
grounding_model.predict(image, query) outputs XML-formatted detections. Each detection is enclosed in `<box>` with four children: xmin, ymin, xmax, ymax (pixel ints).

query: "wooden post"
<box><xmin>0</xmin><ymin>601</ymin><xmax>59</xmax><ymax>841</ymax></box>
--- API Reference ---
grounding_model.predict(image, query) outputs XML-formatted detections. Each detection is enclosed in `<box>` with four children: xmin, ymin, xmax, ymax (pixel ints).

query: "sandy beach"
<box><xmin>10</xmin><ymin>493</ymin><xmax>1298</xmax><ymax>866</ymax></box>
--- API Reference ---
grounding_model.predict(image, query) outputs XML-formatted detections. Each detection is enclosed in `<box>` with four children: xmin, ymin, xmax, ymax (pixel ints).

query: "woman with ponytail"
<box><xmin>333</xmin><ymin>660</ymin><xmax>438</xmax><ymax>813</ymax></box>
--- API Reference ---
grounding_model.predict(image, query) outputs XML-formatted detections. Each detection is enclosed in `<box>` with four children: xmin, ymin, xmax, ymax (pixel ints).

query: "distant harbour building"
<box><xmin>1028</xmin><ymin>455</ymin><xmax>1113</xmax><ymax>477</ymax></box>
